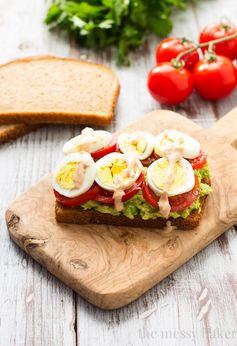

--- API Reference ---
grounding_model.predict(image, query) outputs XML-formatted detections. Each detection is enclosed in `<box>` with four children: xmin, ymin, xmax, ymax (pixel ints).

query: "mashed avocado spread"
<box><xmin>81</xmin><ymin>165</ymin><xmax>212</xmax><ymax>220</ymax></box>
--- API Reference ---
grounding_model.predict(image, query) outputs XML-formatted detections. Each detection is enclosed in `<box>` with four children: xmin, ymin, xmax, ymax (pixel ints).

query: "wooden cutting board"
<box><xmin>5</xmin><ymin>109</ymin><xmax>237</xmax><ymax>310</ymax></box>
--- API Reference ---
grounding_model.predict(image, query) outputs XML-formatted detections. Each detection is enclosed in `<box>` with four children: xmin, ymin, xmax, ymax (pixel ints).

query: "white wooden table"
<box><xmin>0</xmin><ymin>0</ymin><xmax>237</xmax><ymax>345</ymax></box>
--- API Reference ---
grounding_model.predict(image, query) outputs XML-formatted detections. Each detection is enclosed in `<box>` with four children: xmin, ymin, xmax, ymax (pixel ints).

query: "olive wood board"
<box><xmin>6</xmin><ymin>109</ymin><xmax>237</xmax><ymax>310</ymax></box>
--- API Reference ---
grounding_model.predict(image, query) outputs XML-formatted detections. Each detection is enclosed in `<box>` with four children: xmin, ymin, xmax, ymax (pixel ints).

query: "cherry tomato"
<box><xmin>142</xmin><ymin>175</ymin><xmax>200</xmax><ymax>212</ymax></box>
<box><xmin>95</xmin><ymin>173</ymin><xmax>144</xmax><ymax>204</ymax></box>
<box><xmin>91</xmin><ymin>141</ymin><xmax>117</xmax><ymax>160</ymax></box>
<box><xmin>54</xmin><ymin>183</ymin><xmax>101</xmax><ymax>207</ymax></box>
<box><xmin>147</xmin><ymin>62</ymin><xmax>193</xmax><ymax>105</ymax></box>
<box><xmin>156</xmin><ymin>37</ymin><xmax>199</xmax><ymax>71</ymax></box>
<box><xmin>193</xmin><ymin>54</ymin><xmax>237</xmax><ymax>101</ymax></box>
<box><xmin>189</xmin><ymin>151</ymin><xmax>207</xmax><ymax>170</ymax></box>
<box><xmin>199</xmin><ymin>22</ymin><xmax>237</xmax><ymax>60</ymax></box>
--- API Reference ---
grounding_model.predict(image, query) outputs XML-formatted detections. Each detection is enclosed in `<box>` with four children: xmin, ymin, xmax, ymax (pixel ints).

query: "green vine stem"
<box><xmin>173</xmin><ymin>31</ymin><xmax>237</xmax><ymax>65</ymax></box>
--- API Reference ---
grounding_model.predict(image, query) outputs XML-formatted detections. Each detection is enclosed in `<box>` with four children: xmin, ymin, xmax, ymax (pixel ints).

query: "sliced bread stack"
<box><xmin>0</xmin><ymin>56</ymin><xmax>120</xmax><ymax>143</ymax></box>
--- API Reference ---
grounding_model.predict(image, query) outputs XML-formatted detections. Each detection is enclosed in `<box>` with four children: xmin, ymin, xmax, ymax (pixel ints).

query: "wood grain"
<box><xmin>6</xmin><ymin>109</ymin><xmax>237</xmax><ymax>309</ymax></box>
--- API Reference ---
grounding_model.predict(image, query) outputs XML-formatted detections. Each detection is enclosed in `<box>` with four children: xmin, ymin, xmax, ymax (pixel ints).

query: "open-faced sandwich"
<box><xmin>53</xmin><ymin>128</ymin><xmax>212</xmax><ymax>229</ymax></box>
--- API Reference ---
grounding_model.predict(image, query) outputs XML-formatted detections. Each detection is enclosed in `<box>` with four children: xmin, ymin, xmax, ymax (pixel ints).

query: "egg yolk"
<box><xmin>155</xmin><ymin>135</ymin><xmax>184</xmax><ymax>155</ymax></box>
<box><xmin>98</xmin><ymin>158</ymin><xmax>130</xmax><ymax>186</ymax></box>
<box><xmin>122</xmin><ymin>135</ymin><xmax>147</xmax><ymax>154</ymax></box>
<box><xmin>151</xmin><ymin>159</ymin><xmax>186</xmax><ymax>192</ymax></box>
<box><xmin>56</xmin><ymin>161</ymin><xmax>79</xmax><ymax>189</ymax></box>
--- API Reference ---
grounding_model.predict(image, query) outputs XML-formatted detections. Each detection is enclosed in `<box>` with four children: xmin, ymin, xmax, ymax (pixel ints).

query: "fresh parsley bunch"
<box><xmin>45</xmin><ymin>0</ymin><xmax>187</xmax><ymax>65</ymax></box>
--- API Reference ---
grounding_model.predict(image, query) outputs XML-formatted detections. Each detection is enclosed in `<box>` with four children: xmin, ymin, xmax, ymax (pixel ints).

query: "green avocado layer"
<box><xmin>81</xmin><ymin>165</ymin><xmax>212</xmax><ymax>220</ymax></box>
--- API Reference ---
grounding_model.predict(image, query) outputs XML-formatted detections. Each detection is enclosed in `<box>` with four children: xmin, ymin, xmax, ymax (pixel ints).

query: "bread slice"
<box><xmin>0</xmin><ymin>56</ymin><xmax>120</xmax><ymax>125</ymax></box>
<box><xmin>55</xmin><ymin>197</ymin><xmax>207</xmax><ymax>230</ymax></box>
<box><xmin>0</xmin><ymin>123</ymin><xmax>40</xmax><ymax>144</ymax></box>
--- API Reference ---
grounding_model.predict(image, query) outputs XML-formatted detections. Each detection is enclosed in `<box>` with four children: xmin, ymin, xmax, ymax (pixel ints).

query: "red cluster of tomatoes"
<box><xmin>54</xmin><ymin>141</ymin><xmax>207</xmax><ymax>212</ymax></box>
<box><xmin>147</xmin><ymin>22</ymin><xmax>237</xmax><ymax>105</ymax></box>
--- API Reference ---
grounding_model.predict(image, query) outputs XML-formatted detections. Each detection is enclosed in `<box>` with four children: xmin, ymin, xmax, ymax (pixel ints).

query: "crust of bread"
<box><xmin>0</xmin><ymin>56</ymin><xmax>120</xmax><ymax>125</ymax></box>
<box><xmin>0</xmin><ymin>124</ymin><xmax>40</xmax><ymax>144</ymax></box>
<box><xmin>55</xmin><ymin>197</ymin><xmax>207</xmax><ymax>230</ymax></box>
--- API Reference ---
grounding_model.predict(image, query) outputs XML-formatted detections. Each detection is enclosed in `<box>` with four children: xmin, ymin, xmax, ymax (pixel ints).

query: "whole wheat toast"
<box><xmin>0</xmin><ymin>124</ymin><xmax>40</xmax><ymax>144</ymax></box>
<box><xmin>55</xmin><ymin>197</ymin><xmax>207</xmax><ymax>230</ymax></box>
<box><xmin>0</xmin><ymin>56</ymin><xmax>120</xmax><ymax>125</ymax></box>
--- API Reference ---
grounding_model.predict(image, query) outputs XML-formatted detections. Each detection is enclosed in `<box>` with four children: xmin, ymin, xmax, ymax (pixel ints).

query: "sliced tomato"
<box><xmin>54</xmin><ymin>183</ymin><xmax>102</xmax><ymax>207</ymax></box>
<box><xmin>142</xmin><ymin>182</ymin><xmax>159</xmax><ymax>208</ymax></box>
<box><xmin>168</xmin><ymin>176</ymin><xmax>200</xmax><ymax>211</ymax></box>
<box><xmin>141</xmin><ymin>152</ymin><xmax>160</xmax><ymax>166</ymax></box>
<box><xmin>142</xmin><ymin>175</ymin><xmax>200</xmax><ymax>212</ymax></box>
<box><xmin>153</xmin><ymin>152</ymin><xmax>160</xmax><ymax>161</ymax></box>
<box><xmin>91</xmin><ymin>141</ymin><xmax>117</xmax><ymax>160</ymax></box>
<box><xmin>189</xmin><ymin>150</ymin><xmax>207</xmax><ymax>170</ymax></box>
<box><xmin>94</xmin><ymin>173</ymin><xmax>144</xmax><ymax>204</ymax></box>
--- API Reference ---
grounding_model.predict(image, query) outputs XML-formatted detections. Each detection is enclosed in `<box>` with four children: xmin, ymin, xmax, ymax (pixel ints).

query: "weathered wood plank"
<box><xmin>0</xmin><ymin>0</ymin><xmax>237</xmax><ymax>345</ymax></box>
<box><xmin>0</xmin><ymin>0</ymin><xmax>76</xmax><ymax>345</ymax></box>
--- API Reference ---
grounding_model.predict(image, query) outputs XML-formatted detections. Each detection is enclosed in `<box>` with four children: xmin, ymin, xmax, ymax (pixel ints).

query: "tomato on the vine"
<box><xmin>193</xmin><ymin>54</ymin><xmax>237</xmax><ymax>101</ymax></box>
<box><xmin>156</xmin><ymin>37</ymin><xmax>199</xmax><ymax>71</ymax></box>
<box><xmin>199</xmin><ymin>22</ymin><xmax>237</xmax><ymax>60</ymax></box>
<box><xmin>147</xmin><ymin>62</ymin><xmax>193</xmax><ymax>105</ymax></box>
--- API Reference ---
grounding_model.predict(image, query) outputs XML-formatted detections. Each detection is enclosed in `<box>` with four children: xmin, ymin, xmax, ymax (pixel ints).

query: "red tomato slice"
<box><xmin>168</xmin><ymin>176</ymin><xmax>200</xmax><ymax>211</ymax></box>
<box><xmin>91</xmin><ymin>141</ymin><xmax>117</xmax><ymax>160</ymax></box>
<box><xmin>94</xmin><ymin>173</ymin><xmax>144</xmax><ymax>204</ymax></box>
<box><xmin>141</xmin><ymin>152</ymin><xmax>160</xmax><ymax>166</ymax></box>
<box><xmin>189</xmin><ymin>150</ymin><xmax>207</xmax><ymax>169</ymax></box>
<box><xmin>142</xmin><ymin>182</ymin><xmax>159</xmax><ymax>208</ymax></box>
<box><xmin>54</xmin><ymin>183</ymin><xmax>102</xmax><ymax>207</ymax></box>
<box><xmin>153</xmin><ymin>152</ymin><xmax>160</xmax><ymax>161</ymax></box>
<box><xmin>142</xmin><ymin>175</ymin><xmax>200</xmax><ymax>212</ymax></box>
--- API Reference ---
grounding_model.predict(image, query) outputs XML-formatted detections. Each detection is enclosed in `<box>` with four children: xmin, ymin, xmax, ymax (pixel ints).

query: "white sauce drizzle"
<box><xmin>113</xmin><ymin>152</ymin><xmax>140</xmax><ymax>211</ymax></box>
<box><xmin>76</xmin><ymin>127</ymin><xmax>99</xmax><ymax>152</ymax></box>
<box><xmin>113</xmin><ymin>175</ymin><xmax>126</xmax><ymax>211</ymax></box>
<box><xmin>158</xmin><ymin>145</ymin><xmax>184</xmax><ymax>218</ymax></box>
<box><xmin>73</xmin><ymin>152</ymin><xmax>93</xmax><ymax>189</ymax></box>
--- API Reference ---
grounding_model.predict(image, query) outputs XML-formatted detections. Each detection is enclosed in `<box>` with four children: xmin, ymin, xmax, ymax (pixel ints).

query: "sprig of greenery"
<box><xmin>45</xmin><ymin>0</ymin><xmax>188</xmax><ymax>65</ymax></box>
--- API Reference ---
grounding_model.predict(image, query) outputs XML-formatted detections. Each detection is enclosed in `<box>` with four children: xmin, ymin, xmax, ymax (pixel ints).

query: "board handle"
<box><xmin>212</xmin><ymin>107</ymin><xmax>237</xmax><ymax>149</ymax></box>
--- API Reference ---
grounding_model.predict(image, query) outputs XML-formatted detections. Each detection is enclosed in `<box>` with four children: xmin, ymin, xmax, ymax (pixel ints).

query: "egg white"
<box><xmin>147</xmin><ymin>157</ymin><xmax>195</xmax><ymax>197</ymax></box>
<box><xmin>95</xmin><ymin>152</ymin><xmax>142</xmax><ymax>191</ymax></box>
<box><xmin>52</xmin><ymin>153</ymin><xmax>96</xmax><ymax>197</ymax></box>
<box><xmin>118</xmin><ymin>131</ymin><xmax>155</xmax><ymax>160</ymax></box>
<box><xmin>154</xmin><ymin>130</ymin><xmax>200</xmax><ymax>159</ymax></box>
<box><xmin>63</xmin><ymin>129</ymin><xmax>113</xmax><ymax>155</ymax></box>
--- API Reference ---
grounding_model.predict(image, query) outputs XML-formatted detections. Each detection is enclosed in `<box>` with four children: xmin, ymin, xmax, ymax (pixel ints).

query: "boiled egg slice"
<box><xmin>154</xmin><ymin>130</ymin><xmax>200</xmax><ymax>159</ymax></box>
<box><xmin>63</xmin><ymin>127</ymin><xmax>113</xmax><ymax>155</ymax></box>
<box><xmin>52</xmin><ymin>152</ymin><xmax>96</xmax><ymax>198</ymax></box>
<box><xmin>147</xmin><ymin>158</ymin><xmax>195</xmax><ymax>197</ymax></box>
<box><xmin>118</xmin><ymin>131</ymin><xmax>155</xmax><ymax>160</ymax></box>
<box><xmin>95</xmin><ymin>152</ymin><xmax>143</xmax><ymax>191</ymax></box>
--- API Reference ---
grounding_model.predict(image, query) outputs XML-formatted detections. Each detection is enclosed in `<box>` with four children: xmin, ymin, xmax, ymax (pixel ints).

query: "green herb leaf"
<box><xmin>45</xmin><ymin>0</ymin><xmax>191</xmax><ymax>65</ymax></box>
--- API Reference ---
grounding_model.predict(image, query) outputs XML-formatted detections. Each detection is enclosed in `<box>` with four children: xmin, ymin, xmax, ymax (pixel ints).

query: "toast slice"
<box><xmin>0</xmin><ymin>123</ymin><xmax>40</xmax><ymax>144</ymax></box>
<box><xmin>55</xmin><ymin>197</ymin><xmax>207</xmax><ymax>230</ymax></box>
<box><xmin>0</xmin><ymin>56</ymin><xmax>120</xmax><ymax>125</ymax></box>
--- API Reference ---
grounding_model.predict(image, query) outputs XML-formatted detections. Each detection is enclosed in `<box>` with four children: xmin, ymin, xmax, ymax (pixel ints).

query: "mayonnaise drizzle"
<box><xmin>76</xmin><ymin>127</ymin><xmax>99</xmax><ymax>152</ymax></box>
<box><xmin>73</xmin><ymin>151</ymin><xmax>93</xmax><ymax>189</ymax></box>
<box><xmin>113</xmin><ymin>175</ymin><xmax>126</xmax><ymax>211</ymax></box>
<box><xmin>113</xmin><ymin>152</ymin><xmax>141</xmax><ymax>211</ymax></box>
<box><xmin>158</xmin><ymin>146</ymin><xmax>184</xmax><ymax>218</ymax></box>
<box><xmin>124</xmin><ymin>151</ymin><xmax>139</xmax><ymax>178</ymax></box>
